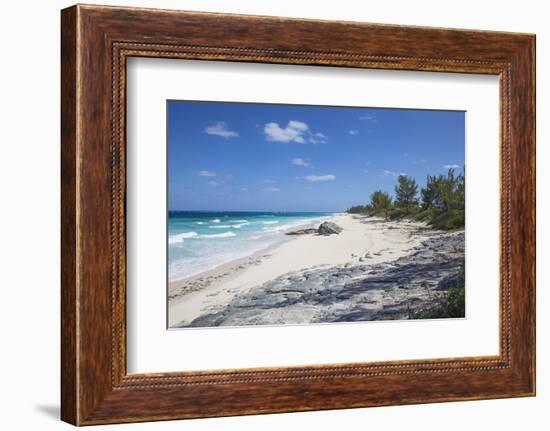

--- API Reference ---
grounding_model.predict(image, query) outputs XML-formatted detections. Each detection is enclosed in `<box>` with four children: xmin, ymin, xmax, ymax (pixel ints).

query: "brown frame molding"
<box><xmin>61</xmin><ymin>4</ymin><xmax>535</xmax><ymax>425</ymax></box>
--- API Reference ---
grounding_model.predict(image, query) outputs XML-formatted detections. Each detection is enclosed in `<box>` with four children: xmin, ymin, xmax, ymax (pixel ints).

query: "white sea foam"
<box><xmin>210</xmin><ymin>223</ymin><xmax>249</xmax><ymax>229</ymax></box>
<box><xmin>228</xmin><ymin>219</ymin><xmax>249</xmax><ymax>223</ymax></box>
<box><xmin>231</xmin><ymin>223</ymin><xmax>249</xmax><ymax>228</ymax></box>
<box><xmin>211</xmin><ymin>219</ymin><xmax>221</xmax><ymax>223</ymax></box>
<box><xmin>201</xmin><ymin>232</ymin><xmax>237</xmax><ymax>238</ymax></box>
<box><xmin>196</xmin><ymin>221</ymin><xmax>205</xmax><ymax>225</ymax></box>
<box><xmin>262</xmin><ymin>221</ymin><xmax>279</xmax><ymax>225</ymax></box>
<box><xmin>168</xmin><ymin>231</ymin><xmax>198</xmax><ymax>244</ymax></box>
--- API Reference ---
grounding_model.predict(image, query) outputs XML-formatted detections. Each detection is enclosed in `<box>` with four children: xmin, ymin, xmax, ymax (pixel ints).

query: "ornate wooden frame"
<box><xmin>61</xmin><ymin>4</ymin><xmax>536</xmax><ymax>425</ymax></box>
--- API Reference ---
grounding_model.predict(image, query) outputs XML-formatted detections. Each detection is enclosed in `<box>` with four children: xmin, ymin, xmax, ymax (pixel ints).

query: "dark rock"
<box><xmin>436</xmin><ymin>269</ymin><xmax>465</xmax><ymax>291</ymax></box>
<box><xmin>318</xmin><ymin>221</ymin><xmax>343</xmax><ymax>235</ymax></box>
<box><xmin>286</xmin><ymin>228</ymin><xmax>317</xmax><ymax>236</ymax></box>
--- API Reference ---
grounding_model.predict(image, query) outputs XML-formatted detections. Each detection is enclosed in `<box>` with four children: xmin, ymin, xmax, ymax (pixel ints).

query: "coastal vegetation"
<box><xmin>347</xmin><ymin>168</ymin><xmax>466</xmax><ymax>320</ymax></box>
<box><xmin>414</xmin><ymin>263</ymin><xmax>465</xmax><ymax>319</ymax></box>
<box><xmin>347</xmin><ymin>168</ymin><xmax>465</xmax><ymax>231</ymax></box>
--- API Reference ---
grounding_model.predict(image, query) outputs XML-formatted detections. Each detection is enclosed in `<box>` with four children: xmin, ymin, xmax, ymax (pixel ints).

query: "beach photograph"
<box><xmin>167</xmin><ymin>101</ymin><xmax>465</xmax><ymax>329</ymax></box>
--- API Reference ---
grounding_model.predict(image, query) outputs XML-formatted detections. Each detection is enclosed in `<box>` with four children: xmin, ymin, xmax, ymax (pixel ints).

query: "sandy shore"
<box><xmin>168</xmin><ymin>214</ymin><xmax>438</xmax><ymax>327</ymax></box>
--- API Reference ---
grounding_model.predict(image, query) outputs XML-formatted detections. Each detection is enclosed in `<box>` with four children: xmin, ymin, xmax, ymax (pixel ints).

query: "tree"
<box><xmin>454</xmin><ymin>168</ymin><xmax>465</xmax><ymax>210</ymax></box>
<box><xmin>420</xmin><ymin>168</ymin><xmax>465</xmax><ymax>211</ymax></box>
<box><xmin>370</xmin><ymin>190</ymin><xmax>393</xmax><ymax>219</ymax></box>
<box><xmin>439</xmin><ymin>168</ymin><xmax>464</xmax><ymax>210</ymax></box>
<box><xmin>421</xmin><ymin>174</ymin><xmax>439</xmax><ymax>209</ymax></box>
<box><xmin>347</xmin><ymin>204</ymin><xmax>370</xmax><ymax>214</ymax></box>
<box><xmin>394</xmin><ymin>175</ymin><xmax>418</xmax><ymax>214</ymax></box>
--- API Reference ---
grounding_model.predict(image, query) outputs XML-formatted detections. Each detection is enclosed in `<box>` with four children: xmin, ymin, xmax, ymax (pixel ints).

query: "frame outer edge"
<box><xmin>506</xmin><ymin>35</ymin><xmax>536</xmax><ymax>395</ymax></box>
<box><xmin>526</xmin><ymin>35</ymin><xmax>536</xmax><ymax>395</ymax></box>
<box><xmin>531</xmin><ymin>35</ymin><xmax>536</xmax><ymax>396</ymax></box>
<box><xmin>61</xmin><ymin>5</ymin><xmax>79</xmax><ymax>426</ymax></box>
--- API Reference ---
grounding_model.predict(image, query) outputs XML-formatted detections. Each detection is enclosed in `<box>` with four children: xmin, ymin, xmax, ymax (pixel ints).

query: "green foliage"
<box><xmin>429</xmin><ymin>209</ymin><xmax>465</xmax><ymax>231</ymax></box>
<box><xmin>421</xmin><ymin>168</ymin><xmax>465</xmax><ymax>211</ymax></box>
<box><xmin>346</xmin><ymin>166</ymin><xmax>465</xmax><ymax>230</ymax></box>
<box><xmin>414</xmin><ymin>286</ymin><xmax>465</xmax><ymax>319</ymax></box>
<box><xmin>387</xmin><ymin>208</ymin><xmax>406</xmax><ymax>220</ymax></box>
<box><xmin>420</xmin><ymin>174</ymin><xmax>439</xmax><ymax>209</ymax></box>
<box><xmin>388</xmin><ymin>207</ymin><xmax>419</xmax><ymax>220</ymax></box>
<box><xmin>370</xmin><ymin>190</ymin><xmax>393</xmax><ymax>219</ymax></box>
<box><xmin>414</xmin><ymin>265</ymin><xmax>465</xmax><ymax>319</ymax></box>
<box><xmin>415</xmin><ymin>264</ymin><xmax>465</xmax><ymax>319</ymax></box>
<box><xmin>394</xmin><ymin>175</ymin><xmax>419</xmax><ymax>214</ymax></box>
<box><xmin>412</xmin><ymin>208</ymin><xmax>437</xmax><ymax>222</ymax></box>
<box><xmin>347</xmin><ymin>204</ymin><xmax>371</xmax><ymax>214</ymax></box>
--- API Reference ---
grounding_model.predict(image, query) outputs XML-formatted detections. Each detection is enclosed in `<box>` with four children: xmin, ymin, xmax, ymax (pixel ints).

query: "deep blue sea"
<box><xmin>168</xmin><ymin>211</ymin><xmax>334</xmax><ymax>281</ymax></box>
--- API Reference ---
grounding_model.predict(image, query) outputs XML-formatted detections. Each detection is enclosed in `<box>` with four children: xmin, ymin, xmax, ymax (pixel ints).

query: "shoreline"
<box><xmin>168</xmin><ymin>214</ymin><xmax>437</xmax><ymax>327</ymax></box>
<box><xmin>168</xmin><ymin>236</ymin><xmax>293</xmax><ymax>300</ymax></box>
<box><xmin>168</xmin><ymin>215</ymin><xmax>334</xmax><ymax>297</ymax></box>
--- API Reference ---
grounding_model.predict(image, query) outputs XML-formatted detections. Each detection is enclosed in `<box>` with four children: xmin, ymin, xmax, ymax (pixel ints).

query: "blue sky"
<box><xmin>168</xmin><ymin>100</ymin><xmax>464</xmax><ymax>212</ymax></box>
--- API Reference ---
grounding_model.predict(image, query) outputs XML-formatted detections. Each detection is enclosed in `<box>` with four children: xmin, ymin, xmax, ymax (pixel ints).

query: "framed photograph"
<box><xmin>165</xmin><ymin>101</ymin><xmax>466</xmax><ymax>329</ymax></box>
<box><xmin>61</xmin><ymin>4</ymin><xmax>535</xmax><ymax>425</ymax></box>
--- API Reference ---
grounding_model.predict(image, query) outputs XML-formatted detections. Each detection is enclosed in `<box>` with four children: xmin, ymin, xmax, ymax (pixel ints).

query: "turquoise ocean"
<box><xmin>168</xmin><ymin>211</ymin><xmax>335</xmax><ymax>281</ymax></box>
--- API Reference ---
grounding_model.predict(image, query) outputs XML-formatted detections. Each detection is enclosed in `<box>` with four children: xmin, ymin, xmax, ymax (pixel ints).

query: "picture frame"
<box><xmin>61</xmin><ymin>4</ymin><xmax>535</xmax><ymax>425</ymax></box>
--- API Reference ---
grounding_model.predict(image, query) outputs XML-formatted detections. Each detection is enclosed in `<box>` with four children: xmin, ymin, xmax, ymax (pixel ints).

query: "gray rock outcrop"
<box><xmin>175</xmin><ymin>230</ymin><xmax>465</xmax><ymax>328</ymax></box>
<box><xmin>318</xmin><ymin>221</ymin><xmax>343</xmax><ymax>235</ymax></box>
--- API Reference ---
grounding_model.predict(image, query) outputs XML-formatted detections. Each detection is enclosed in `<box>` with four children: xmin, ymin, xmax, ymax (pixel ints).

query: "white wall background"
<box><xmin>0</xmin><ymin>0</ymin><xmax>546</xmax><ymax>429</ymax></box>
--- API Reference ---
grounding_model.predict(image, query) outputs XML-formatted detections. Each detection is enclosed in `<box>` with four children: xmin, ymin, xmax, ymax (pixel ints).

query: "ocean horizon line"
<box><xmin>168</xmin><ymin>209</ymin><xmax>342</xmax><ymax>214</ymax></box>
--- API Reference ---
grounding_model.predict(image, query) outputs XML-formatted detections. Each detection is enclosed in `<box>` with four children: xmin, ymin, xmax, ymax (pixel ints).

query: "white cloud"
<box><xmin>207</xmin><ymin>180</ymin><xmax>219</xmax><ymax>186</ymax></box>
<box><xmin>383</xmin><ymin>170</ymin><xmax>407</xmax><ymax>178</ymax></box>
<box><xmin>240</xmin><ymin>187</ymin><xmax>248</xmax><ymax>192</ymax></box>
<box><xmin>310</xmin><ymin>132</ymin><xmax>327</xmax><ymax>144</ymax></box>
<box><xmin>264</xmin><ymin>120</ymin><xmax>308</xmax><ymax>143</ymax></box>
<box><xmin>264</xmin><ymin>179</ymin><xmax>276</xmax><ymax>184</ymax></box>
<box><xmin>290</xmin><ymin>158</ymin><xmax>312</xmax><ymax>168</ymax></box>
<box><xmin>262</xmin><ymin>186</ymin><xmax>281</xmax><ymax>192</ymax></box>
<box><xmin>197</xmin><ymin>170</ymin><xmax>216</xmax><ymax>177</ymax></box>
<box><xmin>359</xmin><ymin>113</ymin><xmax>377</xmax><ymax>122</ymax></box>
<box><xmin>264</xmin><ymin>120</ymin><xmax>326</xmax><ymax>144</ymax></box>
<box><xmin>204</xmin><ymin>121</ymin><xmax>239</xmax><ymax>138</ymax></box>
<box><xmin>305</xmin><ymin>174</ymin><xmax>336</xmax><ymax>182</ymax></box>
<box><xmin>363</xmin><ymin>170</ymin><xmax>369</xmax><ymax>174</ymax></box>
<box><xmin>443</xmin><ymin>164</ymin><xmax>461</xmax><ymax>169</ymax></box>
<box><xmin>349</xmin><ymin>130</ymin><xmax>359</xmax><ymax>135</ymax></box>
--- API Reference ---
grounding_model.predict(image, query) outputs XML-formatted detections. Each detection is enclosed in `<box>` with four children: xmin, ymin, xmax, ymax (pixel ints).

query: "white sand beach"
<box><xmin>168</xmin><ymin>214</ymin><xmax>438</xmax><ymax>327</ymax></box>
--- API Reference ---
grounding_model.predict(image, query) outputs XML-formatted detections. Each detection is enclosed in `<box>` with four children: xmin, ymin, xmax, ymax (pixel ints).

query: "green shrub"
<box><xmin>429</xmin><ymin>209</ymin><xmax>465</xmax><ymax>230</ymax></box>
<box><xmin>414</xmin><ymin>265</ymin><xmax>465</xmax><ymax>319</ymax></box>
<box><xmin>413</xmin><ymin>208</ymin><xmax>437</xmax><ymax>222</ymax></box>
<box><xmin>414</xmin><ymin>286</ymin><xmax>465</xmax><ymax>319</ymax></box>
<box><xmin>387</xmin><ymin>208</ymin><xmax>408</xmax><ymax>220</ymax></box>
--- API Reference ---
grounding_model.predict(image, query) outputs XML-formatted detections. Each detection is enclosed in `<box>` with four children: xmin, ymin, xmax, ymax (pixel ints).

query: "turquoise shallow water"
<box><xmin>168</xmin><ymin>211</ymin><xmax>334</xmax><ymax>281</ymax></box>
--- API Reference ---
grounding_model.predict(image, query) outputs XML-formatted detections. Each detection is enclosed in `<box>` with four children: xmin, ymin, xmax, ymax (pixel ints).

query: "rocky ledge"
<box><xmin>175</xmin><ymin>230</ymin><xmax>465</xmax><ymax>328</ymax></box>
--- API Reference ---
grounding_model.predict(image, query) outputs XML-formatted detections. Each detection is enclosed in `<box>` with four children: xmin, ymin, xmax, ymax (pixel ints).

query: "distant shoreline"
<box><xmin>168</xmin><ymin>210</ymin><xmax>342</xmax><ymax>214</ymax></box>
